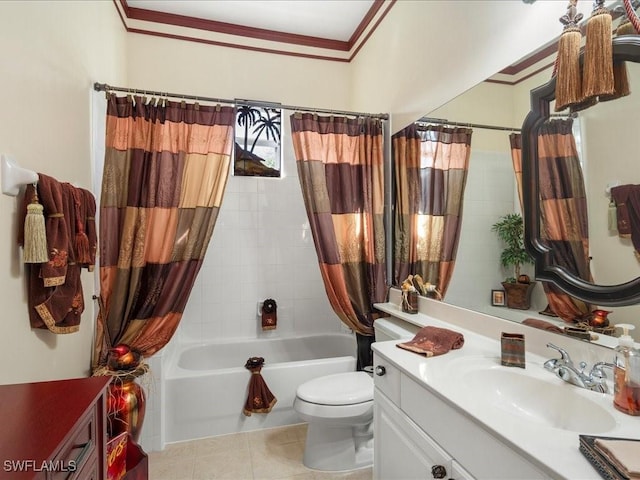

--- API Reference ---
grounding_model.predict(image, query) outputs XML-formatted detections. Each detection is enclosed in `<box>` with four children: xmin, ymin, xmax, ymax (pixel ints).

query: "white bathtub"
<box><xmin>164</xmin><ymin>333</ymin><xmax>357</xmax><ymax>443</ymax></box>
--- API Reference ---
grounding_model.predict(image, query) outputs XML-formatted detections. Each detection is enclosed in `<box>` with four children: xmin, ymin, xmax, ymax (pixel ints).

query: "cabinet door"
<box><xmin>375</xmin><ymin>389</ymin><xmax>453</xmax><ymax>480</ymax></box>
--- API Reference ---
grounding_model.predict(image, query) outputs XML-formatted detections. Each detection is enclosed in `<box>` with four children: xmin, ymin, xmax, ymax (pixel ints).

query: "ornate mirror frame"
<box><xmin>522</xmin><ymin>35</ymin><xmax>640</xmax><ymax>306</ymax></box>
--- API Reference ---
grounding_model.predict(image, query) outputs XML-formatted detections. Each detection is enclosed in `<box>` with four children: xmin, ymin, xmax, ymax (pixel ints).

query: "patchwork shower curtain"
<box><xmin>392</xmin><ymin>124</ymin><xmax>472</xmax><ymax>298</ymax></box>
<box><xmin>289</xmin><ymin>113</ymin><xmax>386</xmax><ymax>368</ymax></box>
<box><xmin>509</xmin><ymin>121</ymin><xmax>591</xmax><ymax>323</ymax></box>
<box><xmin>93</xmin><ymin>95</ymin><xmax>234</xmax><ymax>367</ymax></box>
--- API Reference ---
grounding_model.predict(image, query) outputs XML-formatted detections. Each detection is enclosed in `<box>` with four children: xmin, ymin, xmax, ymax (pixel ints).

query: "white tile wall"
<box><xmin>176</xmin><ymin>115</ymin><xmax>342</xmax><ymax>344</ymax></box>
<box><xmin>446</xmin><ymin>150</ymin><xmax>517</xmax><ymax>309</ymax></box>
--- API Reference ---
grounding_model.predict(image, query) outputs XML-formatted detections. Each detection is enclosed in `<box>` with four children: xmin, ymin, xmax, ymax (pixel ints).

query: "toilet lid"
<box><xmin>297</xmin><ymin>372</ymin><xmax>373</xmax><ymax>406</ymax></box>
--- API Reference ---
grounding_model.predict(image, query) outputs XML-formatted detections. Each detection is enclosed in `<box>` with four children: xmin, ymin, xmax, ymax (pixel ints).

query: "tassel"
<box><xmin>23</xmin><ymin>189</ymin><xmax>49</xmax><ymax>263</ymax></box>
<box><xmin>75</xmin><ymin>230</ymin><xmax>91</xmax><ymax>264</ymax></box>
<box><xmin>599</xmin><ymin>7</ymin><xmax>638</xmax><ymax>102</ymax></box>
<box><xmin>71</xmin><ymin>187</ymin><xmax>91</xmax><ymax>264</ymax></box>
<box><xmin>555</xmin><ymin>0</ymin><xmax>584</xmax><ymax>112</ymax></box>
<box><xmin>608</xmin><ymin>200</ymin><xmax>618</xmax><ymax>232</ymax></box>
<box><xmin>598</xmin><ymin>60</ymin><xmax>631</xmax><ymax>102</ymax></box>
<box><xmin>569</xmin><ymin>96</ymin><xmax>598</xmax><ymax>114</ymax></box>
<box><xmin>582</xmin><ymin>0</ymin><xmax>615</xmax><ymax>101</ymax></box>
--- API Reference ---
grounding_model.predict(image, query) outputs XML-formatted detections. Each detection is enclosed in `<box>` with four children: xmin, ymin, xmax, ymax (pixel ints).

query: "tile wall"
<box><xmin>446</xmin><ymin>150</ymin><xmax>520</xmax><ymax>308</ymax></box>
<box><xmin>176</xmin><ymin>115</ymin><xmax>342</xmax><ymax>343</ymax></box>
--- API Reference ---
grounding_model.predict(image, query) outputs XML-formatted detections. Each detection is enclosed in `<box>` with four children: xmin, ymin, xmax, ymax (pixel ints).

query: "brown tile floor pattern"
<box><xmin>148</xmin><ymin>423</ymin><xmax>373</xmax><ymax>480</ymax></box>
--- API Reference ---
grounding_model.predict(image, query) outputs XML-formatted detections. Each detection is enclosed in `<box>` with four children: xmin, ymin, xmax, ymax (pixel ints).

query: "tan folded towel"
<box><xmin>595</xmin><ymin>438</ymin><xmax>640</xmax><ymax>479</ymax></box>
<box><xmin>522</xmin><ymin>318</ymin><xmax>563</xmax><ymax>334</ymax></box>
<box><xmin>397</xmin><ymin>326</ymin><xmax>464</xmax><ymax>357</ymax></box>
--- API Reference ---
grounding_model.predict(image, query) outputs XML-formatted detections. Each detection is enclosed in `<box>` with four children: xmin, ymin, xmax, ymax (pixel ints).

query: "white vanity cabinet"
<box><xmin>375</xmin><ymin>387</ymin><xmax>473</xmax><ymax>480</ymax></box>
<box><xmin>373</xmin><ymin>352</ymin><xmax>550</xmax><ymax>480</ymax></box>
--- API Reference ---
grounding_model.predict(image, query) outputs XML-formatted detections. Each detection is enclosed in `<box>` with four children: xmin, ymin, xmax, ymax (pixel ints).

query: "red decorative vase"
<box><xmin>107</xmin><ymin>377</ymin><xmax>146</xmax><ymax>442</ymax></box>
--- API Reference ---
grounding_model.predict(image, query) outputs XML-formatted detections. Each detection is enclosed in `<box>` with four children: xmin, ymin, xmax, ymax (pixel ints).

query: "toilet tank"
<box><xmin>373</xmin><ymin>317</ymin><xmax>420</xmax><ymax>342</ymax></box>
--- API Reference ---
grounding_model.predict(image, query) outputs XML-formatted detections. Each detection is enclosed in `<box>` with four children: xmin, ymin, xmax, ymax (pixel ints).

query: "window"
<box><xmin>234</xmin><ymin>105</ymin><xmax>282</xmax><ymax>177</ymax></box>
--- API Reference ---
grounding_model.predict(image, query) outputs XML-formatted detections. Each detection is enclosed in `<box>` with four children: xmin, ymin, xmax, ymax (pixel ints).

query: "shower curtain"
<box><xmin>289</xmin><ymin>113</ymin><xmax>386</xmax><ymax>369</ymax></box>
<box><xmin>93</xmin><ymin>94</ymin><xmax>235</xmax><ymax>367</ymax></box>
<box><xmin>509</xmin><ymin>121</ymin><xmax>591</xmax><ymax>323</ymax></box>
<box><xmin>392</xmin><ymin>124</ymin><xmax>472</xmax><ymax>298</ymax></box>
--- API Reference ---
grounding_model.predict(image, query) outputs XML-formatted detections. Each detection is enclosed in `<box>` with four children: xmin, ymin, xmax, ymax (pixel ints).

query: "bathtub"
<box><xmin>164</xmin><ymin>333</ymin><xmax>357</xmax><ymax>443</ymax></box>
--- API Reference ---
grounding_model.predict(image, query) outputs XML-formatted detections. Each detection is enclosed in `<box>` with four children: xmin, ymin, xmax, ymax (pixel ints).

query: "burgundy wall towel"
<box><xmin>261</xmin><ymin>299</ymin><xmax>277</xmax><ymax>330</ymax></box>
<box><xmin>397</xmin><ymin>326</ymin><xmax>464</xmax><ymax>357</ymax></box>
<box><xmin>522</xmin><ymin>318</ymin><xmax>563</xmax><ymax>333</ymax></box>
<box><xmin>243</xmin><ymin>357</ymin><xmax>277</xmax><ymax>416</ymax></box>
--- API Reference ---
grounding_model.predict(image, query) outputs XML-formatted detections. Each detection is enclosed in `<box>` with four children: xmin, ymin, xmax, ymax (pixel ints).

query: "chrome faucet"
<box><xmin>544</xmin><ymin>343</ymin><xmax>615</xmax><ymax>393</ymax></box>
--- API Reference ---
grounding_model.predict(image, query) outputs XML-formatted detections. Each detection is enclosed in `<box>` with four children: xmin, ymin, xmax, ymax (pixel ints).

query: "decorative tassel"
<box><xmin>599</xmin><ymin>5</ymin><xmax>638</xmax><ymax>102</ymax></box>
<box><xmin>23</xmin><ymin>188</ymin><xmax>49</xmax><ymax>263</ymax></box>
<box><xmin>75</xmin><ymin>229</ymin><xmax>91</xmax><ymax>264</ymax></box>
<box><xmin>582</xmin><ymin>0</ymin><xmax>615</xmax><ymax>101</ymax></box>
<box><xmin>569</xmin><ymin>96</ymin><xmax>598</xmax><ymax>114</ymax></box>
<box><xmin>555</xmin><ymin>0</ymin><xmax>584</xmax><ymax>112</ymax></box>
<box><xmin>598</xmin><ymin>61</ymin><xmax>631</xmax><ymax>102</ymax></box>
<box><xmin>608</xmin><ymin>200</ymin><xmax>618</xmax><ymax>232</ymax></box>
<box><xmin>72</xmin><ymin>187</ymin><xmax>91</xmax><ymax>264</ymax></box>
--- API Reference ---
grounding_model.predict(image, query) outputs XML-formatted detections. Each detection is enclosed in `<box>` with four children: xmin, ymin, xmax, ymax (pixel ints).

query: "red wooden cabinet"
<box><xmin>0</xmin><ymin>376</ymin><xmax>111</xmax><ymax>480</ymax></box>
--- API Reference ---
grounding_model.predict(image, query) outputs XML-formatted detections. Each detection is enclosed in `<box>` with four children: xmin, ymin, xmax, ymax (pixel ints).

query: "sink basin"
<box><xmin>441</xmin><ymin>356</ymin><xmax>617</xmax><ymax>433</ymax></box>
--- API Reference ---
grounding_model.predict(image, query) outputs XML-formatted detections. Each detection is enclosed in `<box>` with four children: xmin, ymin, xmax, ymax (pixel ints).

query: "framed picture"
<box><xmin>491</xmin><ymin>289</ymin><xmax>506</xmax><ymax>307</ymax></box>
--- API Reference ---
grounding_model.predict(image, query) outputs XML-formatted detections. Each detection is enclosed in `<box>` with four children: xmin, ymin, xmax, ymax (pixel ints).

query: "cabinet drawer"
<box><xmin>51</xmin><ymin>407</ymin><xmax>97</xmax><ymax>479</ymax></box>
<box><xmin>373</xmin><ymin>355</ymin><xmax>401</xmax><ymax>405</ymax></box>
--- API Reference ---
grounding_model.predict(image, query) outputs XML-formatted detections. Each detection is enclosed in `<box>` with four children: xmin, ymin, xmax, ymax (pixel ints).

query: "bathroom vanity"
<box><xmin>373</xmin><ymin>296</ymin><xmax>640</xmax><ymax>480</ymax></box>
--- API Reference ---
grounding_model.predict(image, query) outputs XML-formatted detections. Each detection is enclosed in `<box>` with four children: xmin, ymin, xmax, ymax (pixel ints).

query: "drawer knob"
<box><xmin>431</xmin><ymin>464</ymin><xmax>447</xmax><ymax>478</ymax></box>
<box><xmin>375</xmin><ymin>365</ymin><xmax>386</xmax><ymax>376</ymax></box>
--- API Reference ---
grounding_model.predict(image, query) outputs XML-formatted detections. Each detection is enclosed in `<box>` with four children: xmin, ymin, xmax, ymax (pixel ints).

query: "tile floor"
<box><xmin>148</xmin><ymin>423</ymin><xmax>373</xmax><ymax>480</ymax></box>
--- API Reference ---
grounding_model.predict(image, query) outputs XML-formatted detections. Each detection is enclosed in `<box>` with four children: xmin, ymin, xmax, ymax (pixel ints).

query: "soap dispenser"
<box><xmin>613</xmin><ymin>324</ymin><xmax>640</xmax><ymax>416</ymax></box>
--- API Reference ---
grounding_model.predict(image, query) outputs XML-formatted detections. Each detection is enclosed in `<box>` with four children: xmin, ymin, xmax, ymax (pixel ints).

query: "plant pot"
<box><xmin>501</xmin><ymin>281</ymin><xmax>536</xmax><ymax>310</ymax></box>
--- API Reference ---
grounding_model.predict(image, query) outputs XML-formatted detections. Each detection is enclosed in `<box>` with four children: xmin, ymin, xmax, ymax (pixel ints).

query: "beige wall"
<box><xmin>1</xmin><ymin>1</ymin><xmax>610</xmax><ymax>386</ymax></box>
<box><xmin>349</xmin><ymin>0</ymin><xmax>578</xmax><ymax>133</ymax></box>
<box><xmin>0</xmin><ymin>1</ymin><xmax>126</xmax><ymax>384</ymax></box>
<box><xmin>125</xmin><ymin>34</ymin><xmax>352</xmax><ymax>111</ymax></box>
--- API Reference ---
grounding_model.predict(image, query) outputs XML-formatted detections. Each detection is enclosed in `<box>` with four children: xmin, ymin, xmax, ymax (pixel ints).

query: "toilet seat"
<box><xmin>296</xmin><ymin>371</ymin><xmax>373</xmax><ymax>406</ymax></box>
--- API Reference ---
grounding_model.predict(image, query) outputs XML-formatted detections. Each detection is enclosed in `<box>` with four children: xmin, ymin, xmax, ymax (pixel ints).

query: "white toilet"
<box><xmin>293</xmin><ymin>318</ymin><xmax>419</xmax><ymax>471</ymax></box>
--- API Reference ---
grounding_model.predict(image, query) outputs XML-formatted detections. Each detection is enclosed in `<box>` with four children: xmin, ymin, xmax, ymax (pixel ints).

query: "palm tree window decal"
<box><xmin>234</xmin><ymin>105</ymin><xmax>282</xmax><ymax>177</ymax></box>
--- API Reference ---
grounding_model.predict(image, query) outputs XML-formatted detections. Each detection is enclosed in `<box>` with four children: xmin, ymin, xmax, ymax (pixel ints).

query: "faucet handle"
<box><xmin>588</xmin><ymin>362</ymin><xmax>616</xmax><ymax>393</ymax></box>
<box><xmin>590</xmin><ymin>361</ymin><xmax>615</xmax><ymax>379</ymax></box>
<box><xmin>546</xmin><ymin>343</ymin><xmax>572</xmax><ymax>364</ymax></box>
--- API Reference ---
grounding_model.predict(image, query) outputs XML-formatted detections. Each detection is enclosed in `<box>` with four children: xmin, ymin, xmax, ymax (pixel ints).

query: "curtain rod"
<box><xmin>418</xmin><ymin>116</ymin><xmax>521</xmax><ymax>132</ymax></box>
<box><xmin>93</xmin><ymin>83</ymin><xmax>389</xmax><ymax>120</ymax></box>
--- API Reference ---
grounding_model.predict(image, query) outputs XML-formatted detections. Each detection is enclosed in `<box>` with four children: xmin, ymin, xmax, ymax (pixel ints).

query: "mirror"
<box><xmin>522</xmin><ymin>35</ymin><xmax>640</xmax><ymax>306</ymax></box>
<box><xmin>391</xmin><ymin>32</ymin><xmax>640</xmax><ymax>346</ymax></box>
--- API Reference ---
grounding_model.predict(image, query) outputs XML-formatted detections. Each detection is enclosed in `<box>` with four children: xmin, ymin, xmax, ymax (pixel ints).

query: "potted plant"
<box><xmin>491</xmin><ymin>213</ymin><xmax>536</xmax><ymax>309</ymax></box>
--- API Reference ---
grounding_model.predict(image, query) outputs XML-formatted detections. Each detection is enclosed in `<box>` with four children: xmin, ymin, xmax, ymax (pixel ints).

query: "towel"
<box><xmin>397</xmin><ymin>326</ymin><xmax>464</xmax><ymax>357</ymax></box>
<box><xmin>522</xmin><ymin>318</ymin><xmax>564</xmax><ymax>334</ymax></box>
<box><xmin>18</xmin><ymin>175</ymin><xmax>97</xmax><ymax>334</ymax></box>
<box><xmin>595</xmin><ymin>438</ymin><xmax>640</xmax><ymax>479</ymax></box>
<box><xmin>261</xmin><ymin>299</ymin><xmax>277</xmax><ymax>330</ymax></box>
<box><xmin>243</xmin><ymin>357</ymin><xmax>277</xmax><ymax>416</ymax></box>
<box><xmin>611</xmin><ymin>184</ymin><xmax>640</xmax><ymax>259</ymax></box>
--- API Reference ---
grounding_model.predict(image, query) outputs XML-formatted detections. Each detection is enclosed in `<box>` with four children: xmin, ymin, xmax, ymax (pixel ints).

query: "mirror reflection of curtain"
<box><xmin>392</xmin><ymin>124</ymin><xmax>472</xmax><ymax>298</ymax></box>
<box><xmin>509</xmin><ymin>121</ymin><xmax>592</xmax><ymax>323</ymax></box>
<box><xmin>289</xmin><ymin>113</ymin><xmax>387</xmax><ymax>369</ymax></box>
<box><xmin>93</xmin><ymin>95</ymin><xmax>235</xmax><ymax>368</ymax></box>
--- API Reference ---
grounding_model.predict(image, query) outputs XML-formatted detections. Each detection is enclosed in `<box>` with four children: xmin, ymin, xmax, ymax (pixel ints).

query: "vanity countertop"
<box><xmin>373</xmin><ymin>302</ymin><xmax>640</xmax><ymax>480</ymax></box>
